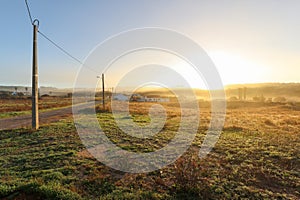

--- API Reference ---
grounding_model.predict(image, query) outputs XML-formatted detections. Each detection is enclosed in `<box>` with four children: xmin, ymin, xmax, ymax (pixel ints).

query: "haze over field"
<box><xmin>1</xmin><ymin>83</ymin><xmax>299</xmax><ymax>102</ymax></box>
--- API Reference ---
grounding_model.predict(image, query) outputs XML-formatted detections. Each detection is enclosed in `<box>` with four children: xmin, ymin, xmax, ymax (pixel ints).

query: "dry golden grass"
<box><xmin>0</xmin><ymin>97</ymin><xmax>72</xmax><ymax>113</ymax></box>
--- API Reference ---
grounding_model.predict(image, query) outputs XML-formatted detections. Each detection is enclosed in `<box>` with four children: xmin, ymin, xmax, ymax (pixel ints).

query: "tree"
<box><xmin>229</xmin><ymin>96</ymin><xmax>238</xmax><ymax>101</ymax></box>
<box><xmin>253</xmin><ymin>95</ymin><xmax>265</xmax><ymax>102</ymax></box>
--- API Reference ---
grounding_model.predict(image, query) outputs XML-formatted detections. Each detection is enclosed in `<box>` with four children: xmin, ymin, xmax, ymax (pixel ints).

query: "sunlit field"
<box><xmin>0</xmin><ymin>97</ymin><xmax>72</xmax><ymax>119</ymax></box>
<box><xmin>2</xmin><ymin>0</ymin><xmax>300</xmax><ymax>199</ymax></box>
<box><xmin>0</xmin><ymin>100</ymin><xmax>299</xmax><ymax>199</ymax></box>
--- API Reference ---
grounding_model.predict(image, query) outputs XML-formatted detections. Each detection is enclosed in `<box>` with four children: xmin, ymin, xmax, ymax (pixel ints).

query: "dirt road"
<box><xmin>0</xmin><ymin>106</ymin><xmax>74</xmax><ymax>131</ymax></box>
<box><xmin>0</xmin><ymin>101</ymin><xmax>100</xmax><ymax>130</ymax></box>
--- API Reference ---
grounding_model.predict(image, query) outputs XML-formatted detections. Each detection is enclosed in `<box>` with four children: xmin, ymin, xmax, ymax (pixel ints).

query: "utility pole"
<box><xmin>243</xmin><ymin>87</ymin><xmax>247</xmax><ymax>100</ymax></box>
<box><xmin>32</xmin><ymin>20</ymin><xmax>39</xmax><ymax>130</ymax></box>
<box><xmin>102</xmin><ymin>73</ymin><xmax>105</xmax><ymax>110</ymax></box>
<box><xmin>238</xmin><ymin>88</ymin><xmax>242</xmax><ymax>101</ymax></box>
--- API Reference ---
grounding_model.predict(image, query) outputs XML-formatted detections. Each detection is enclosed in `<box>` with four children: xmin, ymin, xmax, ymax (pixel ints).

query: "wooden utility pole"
<box><xmin>32</xmin><ymin>21</ymin><xmax>39</xmax><ymax>130</ymax></box>
<box><xmin>102</xmin><ymin>73</ymin><xmax>105</xmax><ymax>110</ymax></box>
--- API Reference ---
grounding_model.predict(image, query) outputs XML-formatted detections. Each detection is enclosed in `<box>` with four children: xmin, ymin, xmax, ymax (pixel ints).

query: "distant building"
<box><xmin>113</xmin><ymin>93</ymin><xmax>129</xmax><ymax>101</ymax></box>
<box><xmin>130</xmin><ymin>94</ymin><xmax>145</xmax><ymax>102</ymax></box>
<box><xmin>145</xmin><ymin>96</ymin><xmax>169</xmax><ymax>102</ymax></box>
<box><xmin>129</xmin><ymin>94</ymin><xmax>170</xmax><ymax>102</ymax></box>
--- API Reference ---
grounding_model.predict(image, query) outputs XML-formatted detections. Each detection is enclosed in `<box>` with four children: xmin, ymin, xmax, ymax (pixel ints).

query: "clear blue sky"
<box><xmin>1</xmin><ymin>0</ymin><xmax>299</xmax><ymax>88</ymax></box>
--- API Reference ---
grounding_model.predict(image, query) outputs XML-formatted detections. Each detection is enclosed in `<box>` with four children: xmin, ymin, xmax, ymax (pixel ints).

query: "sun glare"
<box><xmin>208</xmin><ymin>51</ymin><xmax>269</xmax><ymax>85</ymax></box>
<box><xmin>104</xmin><ymin>50</ymin><xmax>271</xmax><ymax>90</ymax></box>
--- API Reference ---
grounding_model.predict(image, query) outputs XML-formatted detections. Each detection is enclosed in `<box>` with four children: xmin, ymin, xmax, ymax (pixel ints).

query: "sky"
<box><xmin>0</xmin><ymin>0</ymin><xmax>299</xmax><ymax>89</ymax></box>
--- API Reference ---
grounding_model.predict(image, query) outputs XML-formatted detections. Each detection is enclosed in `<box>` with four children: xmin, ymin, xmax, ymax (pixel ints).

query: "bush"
<box><xmin>273</xmin><ymin>96</ymin><xmax>286</xmax><ymax>103</ymax></box>
<box><xmin>172</xmin><ymin>151</ymin><xmax>213</xmax><ymax>199</ymax></box>
<box><xmin>228</xmin><ymin>96</ymin><xmax>238</xmax><ymax>101</ymax></box>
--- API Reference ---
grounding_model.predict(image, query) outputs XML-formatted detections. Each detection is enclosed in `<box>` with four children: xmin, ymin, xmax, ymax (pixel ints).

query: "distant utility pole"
<box><xmin>102</xmin><ymin>73</ymin><xmax>105</xmax><ymax>110</ymax></box>
<box><xmin>238</xmin><ymin>88</ymin><xmax>243</xmax><ymax>101</ymax></box>
<box><xmin>243</xmin><ymin>87</ymin><xmax>247</xmax><ymax>100</ymax></box>
<box><xmin>32</xmin><ymin>20</ymin><xmax>39</xmax><ymax>130</ymax></box>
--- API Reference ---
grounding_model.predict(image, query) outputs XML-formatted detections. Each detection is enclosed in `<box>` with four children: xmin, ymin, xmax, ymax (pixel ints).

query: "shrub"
<box><xmin>273</xmin><ymin>96</ymin><xmax>286</xmax><ymax>103</ymax></box>
<box><xmin>172</xmin><ymin>151</ymin><xmax>213</xmax><ymax>199</ymax></box>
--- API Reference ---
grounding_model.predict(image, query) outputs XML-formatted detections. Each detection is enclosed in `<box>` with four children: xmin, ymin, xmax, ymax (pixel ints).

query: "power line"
<box><xmin>25</xmin><ymin>0</ymin><xmax>33</xmax><ymax>25</ymax></box>
<box><xmin>24</xmin><ymin>0</ymin><xmax>104</xmax><ymax>75</ymax></box>
<box><xmin>38</xmin><ymin>30</ymin><xmax>104</xmax><ymax>75</ymax></box>
<box><xmin>23</xmin><ymin>0</ymin><xmax>109</xmax><ymax>123</ymax></box>
<box><xmin>38</xmin><ymin>30</ymin><xmax>84</xmax><ymax>65</ymax></box>
<box><xmin>24</xmin><ymin>0</ymin><xmax>84</xmax><ymax>66</ymax></box>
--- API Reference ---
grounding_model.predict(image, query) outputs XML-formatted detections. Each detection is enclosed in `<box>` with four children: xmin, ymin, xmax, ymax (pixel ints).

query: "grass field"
<box><xmin>0</xmin><ymin>100</ymin><xmax>299</xmax><ymax>199</ymax></box>
<box><xmin>0</xmin><ymin>97</ymin><xmax>72</xmax><ymax>118</ymax></box>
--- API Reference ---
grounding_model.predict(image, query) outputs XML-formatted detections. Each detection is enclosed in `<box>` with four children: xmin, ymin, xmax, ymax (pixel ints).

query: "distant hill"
<box><xmin>225</xmin><ymin>83</ymin><xmax>300</xmax><ymax>101</ymax></box>
<box><xmin>1</xmin><ymin>83</ymin><xmax>299</xmax><ymax>101</ymax></box>
<box><xmin>0</xmin><ymin>85</ymin><xmax>57</xmax><ymax>91</ymax></box>
<box><xmin>137</xmin><ymin>83</ymin><xmax>300</xmax><ymax>101</ymax></box>
<box><xmin>0</xmin><ymin>85</ymin><xmax>71</xmax><ymax>96</ymax></box>
<box><xmin>225</xmin><ymin>82</ymin><xmax>299</xmax><ymax>89</ymax></box>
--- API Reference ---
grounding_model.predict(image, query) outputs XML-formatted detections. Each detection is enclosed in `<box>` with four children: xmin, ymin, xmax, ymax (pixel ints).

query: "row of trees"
<box><xmin>228</xmin><ymin>96</ymin><xmax>287</xmax><ymax>103</ymax></box>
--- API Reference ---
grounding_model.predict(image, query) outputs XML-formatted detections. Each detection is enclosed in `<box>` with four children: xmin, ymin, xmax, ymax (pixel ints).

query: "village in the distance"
<box><xmin>1</xmin><ymin>82</ymin><xmax>299</xmax><ymax>104</ymax></box>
